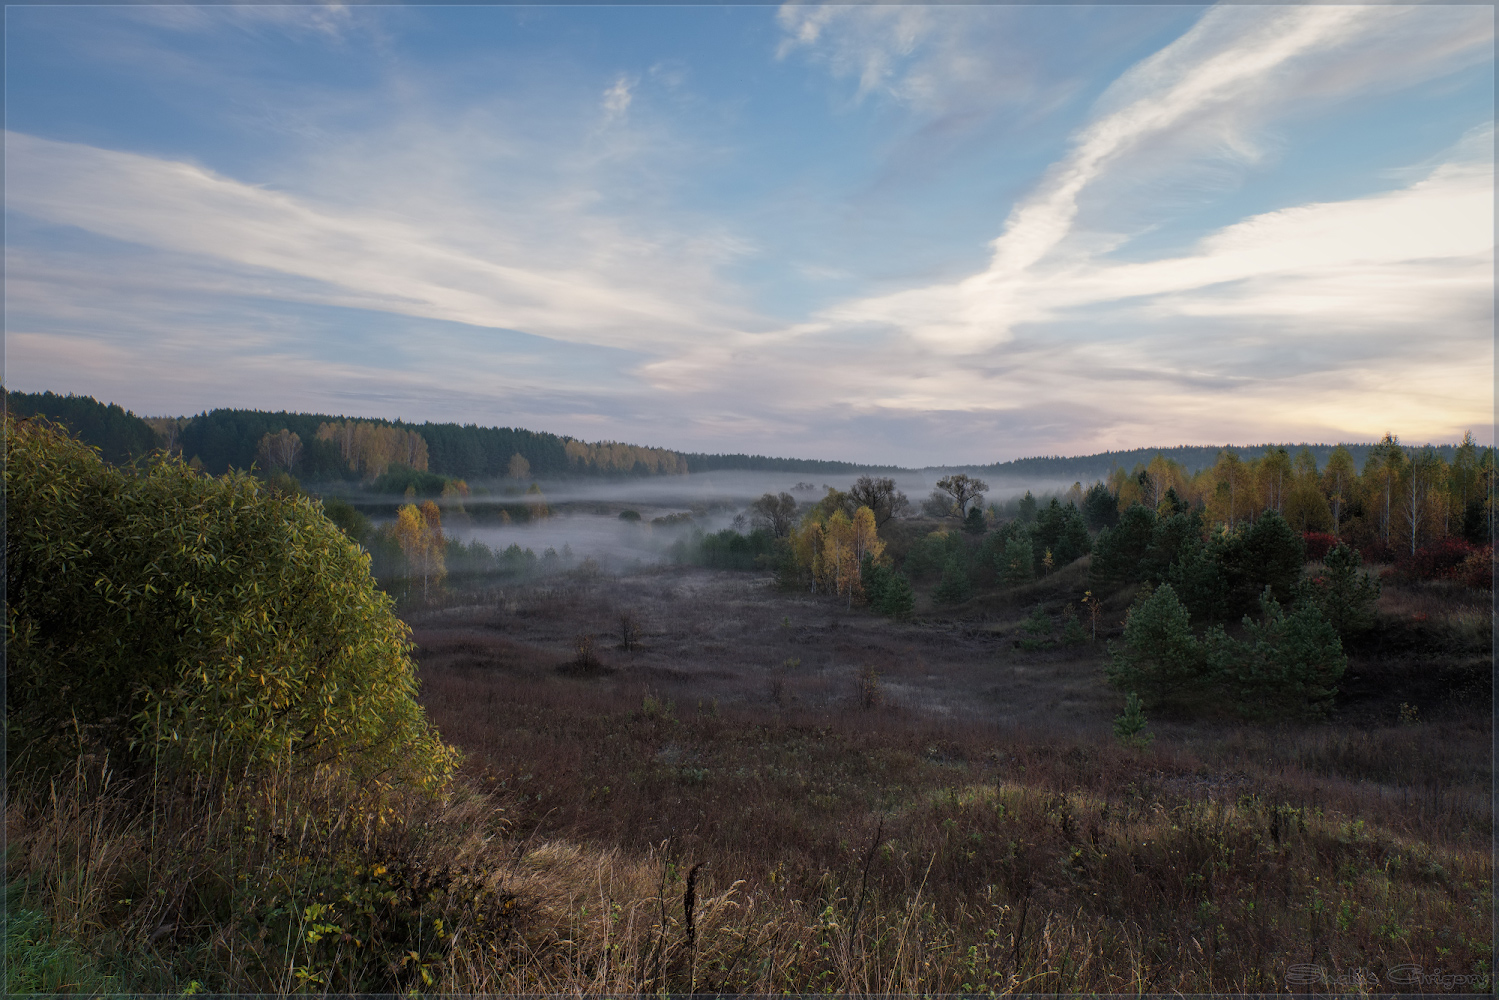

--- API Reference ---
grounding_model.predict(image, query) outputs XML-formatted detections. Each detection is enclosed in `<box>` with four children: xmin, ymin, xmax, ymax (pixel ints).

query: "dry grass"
<box><xmin>8</xmin><ymin>564</ymin><xmax>1492</xmax><ymax>993</ymax></box>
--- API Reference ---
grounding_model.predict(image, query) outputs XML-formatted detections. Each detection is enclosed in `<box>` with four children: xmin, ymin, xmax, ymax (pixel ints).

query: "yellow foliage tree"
<box><xmin>525</xmin><ymin>482</ymin><xmax>550</xmax><ymax>520</ymax></box>
<box><xmin>792</xmin><ymin>519</ymin><xmax>827</xmax><ymax>594</ymax></box>
<box><xmin>1205</xmin><ymin>449</ymin><xmax>1250</xmax><ymax>529</ymax></box>
<box><xmin>316</xmin><ymin>421</ymin><xmax>428</xmax><ymax>478</ymax></box>
<box><xmin>824</xmin><ymin>510</ymin><xmax>856</xmax><ymax>605</ymax></box>
<box><xmin>564</xmin><ymin>438</ymin><xmax>688</xmax><ymax>475</ymax></box>
<box><xmin>395</xmin><ymin>501</ymin><xmax>446</xmax><ymax>600</ymax></box>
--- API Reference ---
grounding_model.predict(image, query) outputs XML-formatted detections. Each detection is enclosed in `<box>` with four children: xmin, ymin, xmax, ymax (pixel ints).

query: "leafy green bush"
<box><xmin>320</xmin><ymin>495</ymin><xmax>371</xmax><ymax>543</ymax></box>
<box><xmin>902</xmin><ymin>531</ymin><xmax>955</xmax><ymax>582</ymax></box>
<box><xmin>878</xmin><ymin>572</ymin><xmax>916</xmax><ymax>619</ymax></box>
<box><xmin>861</xmin><ymin>556</ymin><xmax>914</xmax><ymax>619</ymax></box>
<box><xmin>5</xmin><ymin>418</ymin><xmax>457</xmax><ymax>789</ymax></box>
<box><xmin>370</xmin><ymin>463</ymin><xmax>451</xmax><ymax>497</ymax></box>
<box><xmin>1082</xmin><ymin>481</ymin><xmax>1119</xmax><ymax>530</ymax></box>
<box><xmin>1108</xmin><ymin>578</ymin><xmax>1346</xmax><ymax>719</ymax></box>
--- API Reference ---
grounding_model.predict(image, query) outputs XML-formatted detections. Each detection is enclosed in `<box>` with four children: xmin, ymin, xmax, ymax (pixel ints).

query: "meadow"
<box><xmin>6</xmin><ymin>422</ymin><xmax>1492</xmax><ymax>994</ymax></box>
<box><xmin>391</xmin><ymin>555</ymin><xmax>1493</xmax><ymax>993</ymax></box>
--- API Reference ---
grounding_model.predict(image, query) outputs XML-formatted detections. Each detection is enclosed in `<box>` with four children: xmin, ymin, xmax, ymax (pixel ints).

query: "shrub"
<box><xmin>320</xmin><ymin>495</ymin><xmax>371</xmax><ymax>543</ymax></box>
<box><xmin>902</xmin><ymin>531</ymin><xmax>952</xmax><ymax>582</ymax></box>
<box><xmin>1061</xmin><ymin>608</ymin><xmax>1087</xmax><ymax>646</ymax></box>
<box><xmin>618</xmin><ymin>613</ymin><xmax>643</xmax><ymax>651</ymax></box>
<box><xmin>1105</xmin><ymin>584</ymin><xmax>1210</xmax><ymax>709</ymax></box>
<box><xmin>861</xmin><ymin>555</ymin><xmax>891</xmax><ymax>605</ymax></box>
<box><xmin>1460</xmin><ymin>497</ymin><xmax>1490</xmax><ymax>545</ymax></box>
<box><xmin>371</xmin><ymin>463</ymin><xmax>451</xmax><ymax>497</ymax></box>
<box><xmin>5</xmin><ymin>418</ymin><xmax>456</xmax><ymax>789</ymax></box>
<box><xmin>1299</xmin><ymin>544</ymin><xmax>1380</xmax><ymax>638</ymax></box>
<box><xmin>1018</xmin><ymin>606</ymin><xmax>1053</xmax><ymax>651</ymax></box>
<box><xmin>1394</xmin><ymin>538</ymin><xmax>1475</xmax><ymax>583</ymax></box>
<box><xmin>1302</xmin><ymin>532</ymin><xmax>1338</xmax><ymax>563</ymax></box>
<box><xmin>1204</xmin><ymin>510</ymin><xmax>1306</xmax><ymax>617</ymax></box>
<box><xmin>1452</xmin><ymin>545</ymin><xmax>1493</xmax><ymax>590</ymax></box>
<box><xmin>573</xmin><ymin>633</ymin><xmax>601</xmax><ymax>671</ymax></box>
<box><xmin>1112</xmin><ymin>693</ymin><xmax>1153</xmax><ymax>749</ymax></box>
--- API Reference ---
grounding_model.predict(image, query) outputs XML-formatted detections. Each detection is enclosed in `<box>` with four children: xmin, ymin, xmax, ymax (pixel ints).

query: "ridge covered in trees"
<box><xmin>964</xmin><ymin>442</ymin><xmax>1470</xmax><ymax>482</ymax></box>
<box><xmin>3</xmin><ymin>390</ymin><xmax>158</xmax><ymax>466</ymax></box>
<box><xmin>5</xmin><ymin>393</ymin><xmax>684</xmax><ymax>481</ymax></box>
<box><xmin>682</xmin><ymin>452</ymin><xmax>907</xmax><ymax>474</ymax></box>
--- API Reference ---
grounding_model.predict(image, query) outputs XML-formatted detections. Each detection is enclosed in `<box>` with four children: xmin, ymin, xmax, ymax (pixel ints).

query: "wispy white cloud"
<box><xmin>5</xmin><ymin>4</ymin><xmax>1492</xmax><ymax>464</ymax></box>
<box><xmin>601</xmin><ymin>75</ymin><xmax>635</xmax><ymax>120</ymax></box>
<box><xmin>647</xmin><ymin>5</ymin><xmax>1495</xmax><ymax>456</ymax></box>
<box><xmin>5</xmin><ymin>130</ymin><xmax>755</xmax><ymax>353</ymax></box>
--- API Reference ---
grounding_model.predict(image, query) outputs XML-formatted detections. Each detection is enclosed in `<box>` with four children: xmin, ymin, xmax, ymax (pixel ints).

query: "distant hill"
<box><xmin>4</xmin><ymin>390</ymin><xmax>158</xmax><ymax>466</ymax></box>
<box><xmin>960</xmin><ymin>442</ymin><xmax>1466</xmax><ymax>482</ymax></box>
<box><xmin>175</xmin><ymin>408</ymin><xmax>576</xmax><ymax>480</ymax></box>
<box><xmin>8</xmin><ymin>389</ymin><xmax>1473</xmax><ymax>483</ymax></box>
<box><xmin>683</xmin><ymin>452</ymin><xmax>908</xmax><ymax>475</ymax></box>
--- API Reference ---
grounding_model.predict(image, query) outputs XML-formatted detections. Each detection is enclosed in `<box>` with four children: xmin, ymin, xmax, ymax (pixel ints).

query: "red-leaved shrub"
<box><xmin>1302</xmin><ymin>532</ymin><xmax>1338</xmax><ymax>563</ymax></box>
<box><xmin>1452</xmin><ymin>545</ymin><xmax>1493</xmax><ymax>590</ymax></box>
<box><xmin>1394</xmin><ymin>538</ymin><xmax>1475</xmax><ymax>583</ymax></box>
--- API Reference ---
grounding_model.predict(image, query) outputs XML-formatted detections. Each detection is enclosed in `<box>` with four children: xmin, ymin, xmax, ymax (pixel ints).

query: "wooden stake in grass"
<box><xmin>684</xmin><ymin>862</ymin><xmax>703</xmax><ymax>990</ymax></box>
<box><xmin>846</xmin><ymin>818</ymin><xmax>884</xmax><ymax>980</ymax></box>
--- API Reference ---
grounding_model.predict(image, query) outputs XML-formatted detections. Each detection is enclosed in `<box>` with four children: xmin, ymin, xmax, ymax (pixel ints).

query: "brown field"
<box><xmin>8</xmin><ymin>556</ymin><xmax>1489</xmax><ymax>993</ymax></box>
<box><xmin>394</xmin><ymin>559</ymin><xmax>1493</xmax><ymax>993</ymax></box>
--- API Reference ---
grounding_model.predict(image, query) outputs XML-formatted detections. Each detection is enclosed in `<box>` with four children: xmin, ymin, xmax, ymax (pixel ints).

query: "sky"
<box><xmin>4</xmin><ymin>2</ymin><xmax>1494</xmax><ymax>467</ymax></box>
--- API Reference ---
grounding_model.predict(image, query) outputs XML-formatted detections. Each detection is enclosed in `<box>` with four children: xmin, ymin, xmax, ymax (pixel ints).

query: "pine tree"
<box><xmin>1002</xmin><ymin>535</ymin><xmax>1034</xmax><ymax>585</ymax></box>
<box><xmin>1113</xmin><ymin>693</ymin><xmax>1153</xmax><ymax>748</ymax></box>
<box><xmin>1228</xmin><ymin>588</ymin><xmax>1345</xmax><ymax>719</ymax></box>
<box><xmin>933</xmin><ymin>557</ymin><xmax>972</xmax><ymax>605</ymax></box>
<box><xmin>1105</xmin><ymin>584</ymin><xmax>1208</xmax><ymax>708</ymax></box>
<box><xmin>1301</xmin><ymin>543</ymin><xmax>1379</xmax><ymax>638</ymax></box>
<box><xmin>877</xmin><ymin>572</ymin><xmax>915</xmax><ymax>620</ymax></box>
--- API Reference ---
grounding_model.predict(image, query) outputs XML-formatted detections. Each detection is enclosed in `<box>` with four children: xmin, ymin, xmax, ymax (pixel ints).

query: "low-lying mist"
<box><xmin>360</xmin><ymin>469</ymin><xmax>1091</xmax><ymax>568</ymax></box>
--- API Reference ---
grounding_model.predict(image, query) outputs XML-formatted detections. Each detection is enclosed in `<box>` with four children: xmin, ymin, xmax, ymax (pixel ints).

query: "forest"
<box><xmin>5</xmin><ymin>394</ymin><xmax>1493</xmax><ymax>994</ymax></box>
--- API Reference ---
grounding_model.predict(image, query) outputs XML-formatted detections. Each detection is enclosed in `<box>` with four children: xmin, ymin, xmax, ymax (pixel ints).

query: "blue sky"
<box><xmin>5</xmin><ymin>3</ymin><xmax>1493</xmax><ymax>466</ymax></box>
